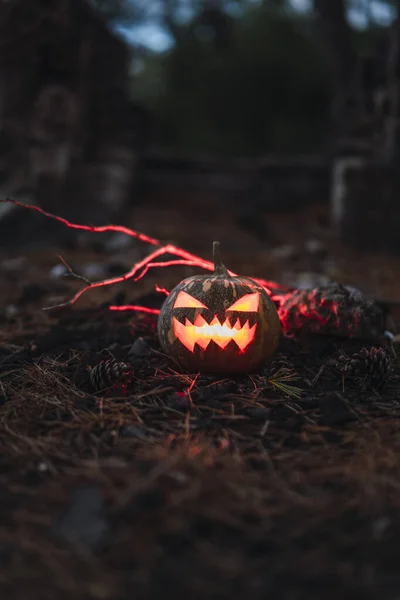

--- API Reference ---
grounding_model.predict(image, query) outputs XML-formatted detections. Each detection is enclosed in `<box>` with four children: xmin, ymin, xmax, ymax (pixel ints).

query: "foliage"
<box><xmin>150</xmin><ymin>4</ymin><xmax>332</xmax><ymax>155</ymax></box>
<box><xmin>92</xmin><ymin>0</ymin><xmax>398</xmax><ymax>156</ymax></box>
<box><xmin>89</xmin><ymin>0</ymin><xmax>139</xmax><ymax>26</ymax></box>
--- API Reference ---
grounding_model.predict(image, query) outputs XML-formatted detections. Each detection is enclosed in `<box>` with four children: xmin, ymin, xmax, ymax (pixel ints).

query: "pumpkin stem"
<box><xmin>213</xmin><ymin>241</ymin><xmax>229</xmax><ymax>276</ymax></box>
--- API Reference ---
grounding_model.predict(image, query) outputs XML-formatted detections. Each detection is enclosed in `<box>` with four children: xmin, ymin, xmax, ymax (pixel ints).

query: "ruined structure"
<box><xmin>313</xmin><ymin>1</ymin><xmax>400</xmax><ymax>253</ymax></box>
<box><xmin>0</xmin><ymin>0</ymin><xmax>141</xmax><ymax>224</ymax></box>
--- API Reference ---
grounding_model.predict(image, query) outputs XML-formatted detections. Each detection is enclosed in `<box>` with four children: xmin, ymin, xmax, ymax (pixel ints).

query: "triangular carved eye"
<box><xmin>227</xmin><ymin>293</ymin><xmax>259</xmax><ymax>312</ymax></box>
<box><xmin>173</xmin><ymin>290</ymin><xmax>208</xmax><ymax>309</ymax></box>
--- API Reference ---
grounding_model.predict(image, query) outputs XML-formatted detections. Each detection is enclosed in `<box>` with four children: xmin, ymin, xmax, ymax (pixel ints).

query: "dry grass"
<box><xmin>0</xmin><ymin>302</ymin><xmax>399</xmax><ymax>600</ymax></box>
<box><xmin>1</xmin><ymin>202</ymin><xmax>400</xmax><ymax>599</ymax></box>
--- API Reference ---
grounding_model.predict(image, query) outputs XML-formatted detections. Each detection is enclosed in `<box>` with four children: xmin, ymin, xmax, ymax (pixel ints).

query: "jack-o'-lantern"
<box><xmin>157</xmin><ymin>241</ymin><xmax>280</xmax><ymax>373</ymax></box>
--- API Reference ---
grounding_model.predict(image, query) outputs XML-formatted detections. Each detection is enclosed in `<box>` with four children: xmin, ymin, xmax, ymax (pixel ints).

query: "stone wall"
<box><xmin>331</xmin><ymin>158</ymin><xmax>400</xmax><ymax>254</ymax></box>
<box><xmin>0</xmin><ymin>0</ymin><xmax>140</xmax><ymax>224</ymax></box>
<box><xmin>141</xmin><ymin>151</ymin><xmax>400</xmax><ymax>255</ymax></box>
<box><xmin>141</xmin><ymin>152</ymin><xmax>331</xmax><ymax>211</ymax></box>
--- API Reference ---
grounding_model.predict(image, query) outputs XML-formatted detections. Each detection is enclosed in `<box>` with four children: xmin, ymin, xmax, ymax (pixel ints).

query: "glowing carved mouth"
<box><xmin>172</xmin><ymin>314</ymin><xmax>257</xmax><ymax>352</ymax></box>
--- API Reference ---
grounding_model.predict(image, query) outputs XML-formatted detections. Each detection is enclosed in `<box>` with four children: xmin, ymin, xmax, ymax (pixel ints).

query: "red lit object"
<box><xmin>109</xmin><ymin>305</ymin><xmax>161</xmax><ymax>315</ymax></box>
<box><xmin>157</xmin><ymin>242</ymin><xmax>280</xmax><ymax>373</ymax></box>
<box><xmin>1</xmin><ymin>198</ymin><xmax>386</xmax><ymax>342</ymax></box>
<box><xmin>1</xmin><ymin>198</ymin><xmax>283</xmax><ymax>309</ymax></box>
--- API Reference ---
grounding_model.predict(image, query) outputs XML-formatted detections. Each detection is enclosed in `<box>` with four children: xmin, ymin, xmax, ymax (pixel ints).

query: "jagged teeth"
<box><xmin>173</xmin><ymin>316</ymin><xmax>257</xmax><ymax>352</ymax></box>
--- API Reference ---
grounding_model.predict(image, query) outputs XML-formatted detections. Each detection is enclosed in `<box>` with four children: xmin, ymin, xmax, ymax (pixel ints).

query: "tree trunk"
<box><xmin>313</xmin><ymin>0</ymin><xmax>360</xmax><ymax>153</ymax></box>
<box><xmin>383</xmin><ymin>13</ymin><xmax>400</xmax><ymax>162</ymax></box>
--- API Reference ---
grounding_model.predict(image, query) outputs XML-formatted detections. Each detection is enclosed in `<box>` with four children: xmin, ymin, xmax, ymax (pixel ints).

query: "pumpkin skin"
<box><xmin>157</xmin><ymin>242</ymin><xmax>280</xmax><ymax>374</ymax></box>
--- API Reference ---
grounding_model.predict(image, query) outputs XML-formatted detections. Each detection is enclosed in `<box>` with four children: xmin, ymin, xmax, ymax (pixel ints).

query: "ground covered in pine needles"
<box><xmin>1</xmin><ymin>202</ymin><xmax>400</xmax><ymax>600</ymax></box>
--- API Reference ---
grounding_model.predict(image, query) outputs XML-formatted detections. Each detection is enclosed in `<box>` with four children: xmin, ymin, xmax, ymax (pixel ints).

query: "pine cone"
<box><xmin>278</xmin><ymin>283</ymin><xmax>386</xmax><ymax>340</ymax></box>
<box><xmin>264</xmin><ymin>355</ymin><xmax>295</xmax><ymax>378</ymax></box>
<box><xmin>90</xmin><ymin>360</ymin><xmax>132</xmax><ymax>392</ymax></box>
<box><xmin>337</xmin><ymin>346</ymin><xmax>392</xmax><ymax>390</ymax></box>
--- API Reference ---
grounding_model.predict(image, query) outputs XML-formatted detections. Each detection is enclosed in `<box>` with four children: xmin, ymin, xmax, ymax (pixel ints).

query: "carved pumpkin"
<box><xmin>157</xmin><ymin>241</ymin><xmax>280</xmax><ymax>373</ymax></box>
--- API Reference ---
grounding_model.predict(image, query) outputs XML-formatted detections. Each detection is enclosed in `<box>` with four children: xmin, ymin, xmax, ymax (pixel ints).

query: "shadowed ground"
<box><xmin>1</xmin><ymin>201</ymin><xmax>400</xmax><ymax>600</ymax></box>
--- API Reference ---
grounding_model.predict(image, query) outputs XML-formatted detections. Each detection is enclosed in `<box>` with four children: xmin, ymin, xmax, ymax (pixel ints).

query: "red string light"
<box><xmin>1</xmin><ymin>198</ymin><xmax>289</xmax><ymax>312</ymax></box>
<box><xmin>109</xmin><ymin>305</ymin><xmax>161</xmax><ymax>314</ymax></box>
<box><xmin>155</xmin><ymin>285</ymin><xmax>170</xmax><ymax>296</ymax></box>
<box><xmin>1</xmin><ymin>198</ymin><xmax>382</xmax><ymax>340</ymax></box>
<box><xmin>4</xmin><ymin>198</ymin><xmax>160</xmax><ymax>246</ymax></box>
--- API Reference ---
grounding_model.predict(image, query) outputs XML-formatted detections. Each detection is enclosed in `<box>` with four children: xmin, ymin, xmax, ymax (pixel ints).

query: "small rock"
<box><xmin>128</xmin><ymin>337</ymin><xmax>150</xmax><ymax>357</ymax></box>
<box><xmin>49</xmin><ymin>264</ymin><xmax>68</xmax><ymax>279</ymax></box>
<box><xmin>1</xmin><ymin>256</ymin><xmax>26</xmax><ymax>272</ymax></box>
<box><xmin>104</xmin><ymin>232</ymin><xmax>134</xmax><ymax>252</ymax></box>
<box><xmin>305</xmin><ymin>238</ymin><xmax>327</xmax><ymax>256</ymax></box>
<box><xmin>4</xmin><ymin>304</ymin><xmax>18</xmax><ymax>318</ymax></box>
<box><xmin>53</xmin><ymin>484</ymin><xmax>109</xmax><ymax>551</ymax></box>
<box><xmin>98</xmin><ymin>457</ymin><xmax>128</xmax><ymax>469</ymax></box>
<box><xmin>46</xmin><ymin>295</ymin><xmax>67</xmax><ymax>306</ymax></box>
<box><xmin>167</xmin><ymin>471</ymin><xmax>189</xmax><ymax>485</ymax></box>
<box><xmin>271</xmin><ymin>244</ymin><xmax>297</xmax><ymax>260</ymax></box>
<box><xmin>322</xmin><ymin>258</ymin><xmax>341</xmax><ymax>278</ymax></box>
<box><xmin>81</xmin><ymin>262</ymin><xmax>106</xmax><ymax>280</ymax></box>
<box><xmin>344</xmin><ymin>284</ymin><xmax>363</xmax><ymax>295</ymax></box>
<box><xmin>107</xmin><ymin>342</ymin><xmax>122</xmax><ymax>352</ymax></box>
<box><xmin>319</xmin><ymin>392</ymin><xmax>356</xmax><ymax>425</ymax></box>
<box><xmin>119</xmin><ymin>424</ymin><xmax>148</xmax><ymax>439</ymax></box>
<box><xmin>282</xmin><ymin>271</ymin><xmax>332</xmax><ymax>290</ymax></box>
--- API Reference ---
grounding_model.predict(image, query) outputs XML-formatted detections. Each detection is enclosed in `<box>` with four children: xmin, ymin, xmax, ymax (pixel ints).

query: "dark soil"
<box><xmin>1</xmin><ymin>202</ymin><xmax>400</xmax><ymax>600</ymax></box>
<box><xmin>0</xmin><ymin>281</ymin><xmax>400</xmax><ymax>600</ymax></box>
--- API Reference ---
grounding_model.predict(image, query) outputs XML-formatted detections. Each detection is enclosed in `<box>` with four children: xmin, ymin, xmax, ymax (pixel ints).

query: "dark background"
<box><xmin>2</xmin><ymin>5</ymin><xmax>400</xmax><ymax>600</ymax></box>
<box><xmin>1</xmin><ymin>0</ymin><xmax>400</xmax><ymax>301</ymax></box>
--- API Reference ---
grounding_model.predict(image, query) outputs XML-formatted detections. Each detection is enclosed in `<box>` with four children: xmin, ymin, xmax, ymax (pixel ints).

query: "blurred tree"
<box><xmin>312</xmin><ymin>0</ymin><xmax>360</xmax><ymax>153</ymax></box>
<box><xmin>88</xmin><ymin>0</ymin><xmax>400</xmax><ymax>158</ymax></box>
<box><xmin>151</xmin><ymin>1</ymin><xmax>332</xmax><ymax>155</ymax></box>
<box><xmin>312</xmin><ymin>0</ymin><xmax>399</xmax><ymax>159</ymax></box>
<box><xmin>89</xmin><ymin>0</ymin><xmax>139</xmax><ymax>25</ymax></box>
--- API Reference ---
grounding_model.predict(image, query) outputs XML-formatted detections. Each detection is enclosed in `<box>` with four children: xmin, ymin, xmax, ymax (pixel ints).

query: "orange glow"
<box><xmin>173</xmin><ymin>291</ymin><xmax>208</xmax><ymax>309</ymax></box>
<box><xmin>173</xmin><ymin>314</ymin><xmax>256</xmax><ymax>352</ymax></box>
<box><xmin>227</xmin><ymin>293</ymin><xmax>259</xmax><ymax>312</ymax></box>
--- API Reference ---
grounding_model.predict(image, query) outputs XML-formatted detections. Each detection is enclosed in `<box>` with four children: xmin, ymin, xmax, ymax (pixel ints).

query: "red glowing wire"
<box><xmin>3</xmin><ymin>198</ymin><xmax>160</xmax><ymax>246</ymax></box>
<box><xmin>0</xmin><ymin>198</ymin><xmax>289</xmax><ymax>313</ymax></box>
<box><xmin>155</xmin><ymin>284</ymin><xmax>170</xmax><ymax>296</ymax></box>
<box><xmin>109</xmin><ymin>305</ymin><xmax>161</xmax><ymax>314</ymax></box>
<box><xmin>43</xmin><ymin>243</ymin><xmax>217</xmax><ymax>310</ymax></box>
<box><xmin>133</xmin><ymin>259</ymin><xmax>211</xmax><ymax>283</ymax></box>
<box><xmin>2</xmin><ymin>198</ymin><xmax>377</xmax><ymax>340</ymax></box>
